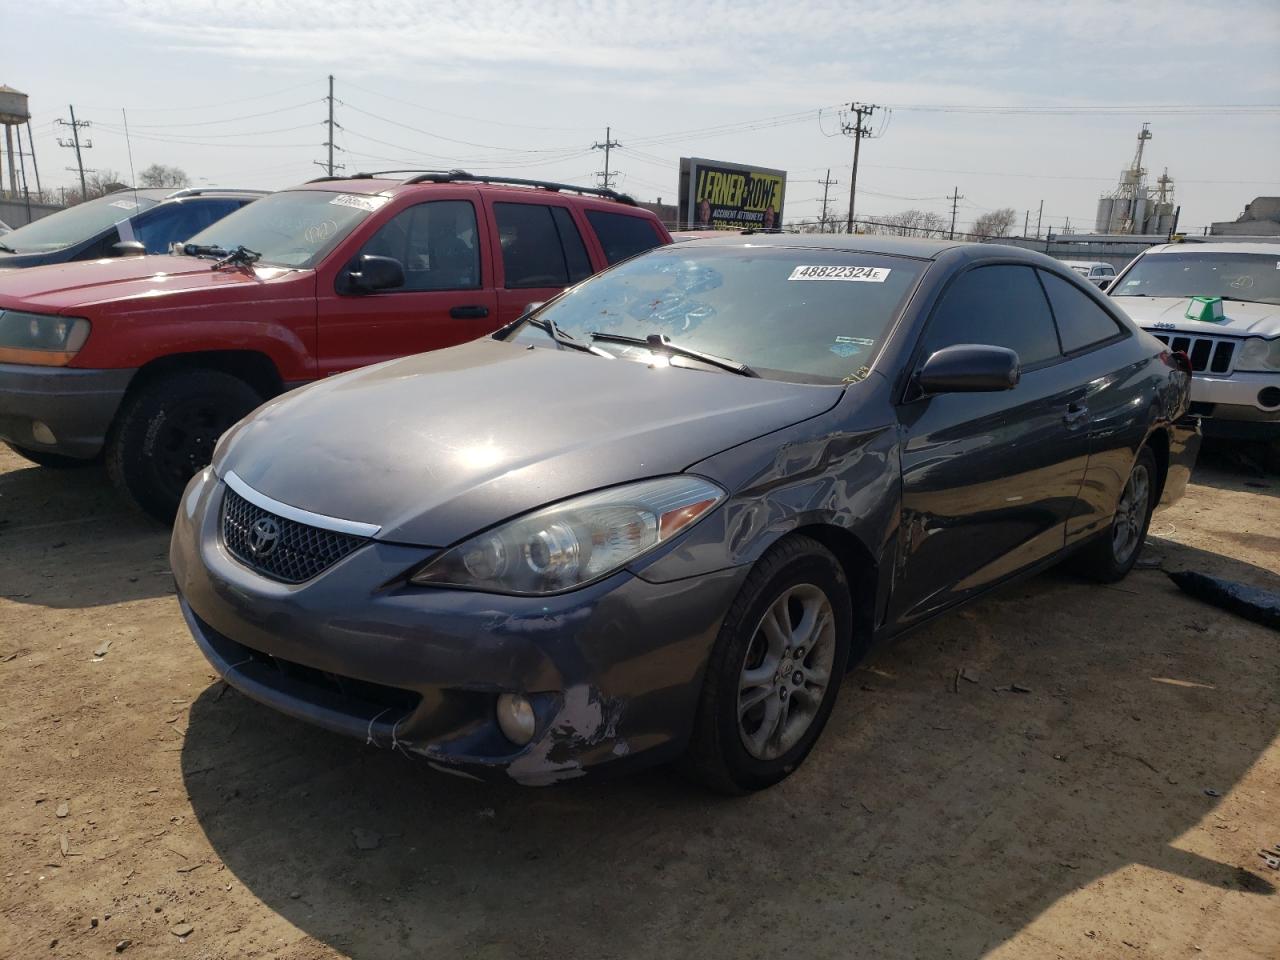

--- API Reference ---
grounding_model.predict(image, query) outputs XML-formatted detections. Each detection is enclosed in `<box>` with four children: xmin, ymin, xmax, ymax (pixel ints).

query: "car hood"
<box><xmin>213</xmin><ymin>338</ymin><xmax>842</xmax><ymax>546</ymax></box>
<box><xmin>1114</xmin><ymin>296</ymin><xmax>1280</xmax><ymax>337</ymax></box>
<box><xmin>0</xmin><ymin>255</ymin><xmax>299</xmax><ymax>313</ymax></box>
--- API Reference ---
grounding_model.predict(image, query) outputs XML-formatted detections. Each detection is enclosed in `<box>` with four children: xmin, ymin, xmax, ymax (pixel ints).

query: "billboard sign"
<box><xmin>679</xmin><ymin>157</ymin><xmax>786</xmax><ymax>231</ymax></box>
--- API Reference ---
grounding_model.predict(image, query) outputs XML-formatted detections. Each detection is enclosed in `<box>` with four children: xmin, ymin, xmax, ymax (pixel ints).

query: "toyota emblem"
<box><xmin>246</xmin><ymin>516</ymin><xmax>281</xmax><ymax>559</ymax></box>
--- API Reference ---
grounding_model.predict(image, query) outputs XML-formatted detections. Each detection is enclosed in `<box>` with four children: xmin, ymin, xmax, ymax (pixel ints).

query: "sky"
<box><xmin>6</xmin><ymin>0</ymin><xmax>1280</xmax><ymax>235</ymax></box>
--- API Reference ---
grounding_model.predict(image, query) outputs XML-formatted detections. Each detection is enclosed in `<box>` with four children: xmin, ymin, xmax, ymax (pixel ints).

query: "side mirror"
<box><xmin>917</xmin><ymin>344</ymin><xmax>1020</xmax><ymax>395</ymax></box>
<box><xmin>112</xmin><ymin>240</ymin><xmax>147</xmax><ymax>257</ymax></box>
<box><xmin>346</xmin><ymin>254</ymin><xmax>405</xmax><ymax>293</ymax></box>
<box><xmin>1096</xmin><ymin>277</ymin><xmax>1112</xmax><ymax>291</ymax></box>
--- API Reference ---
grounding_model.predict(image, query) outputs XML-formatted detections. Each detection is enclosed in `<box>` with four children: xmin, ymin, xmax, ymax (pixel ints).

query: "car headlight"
<box><xmin>1235</xmin><ymin>337</ymin><xmax>1280</xmax><ymax>373</ymax></box>
<box><xmin>0</xmin><ymin>310</ymin><xmax>91</xmax><ymax>366</ymax></box>
<box><xmin>410</xmin><ymin>476</ymin><xmax>725</xmax><ymax>595</ymax></box>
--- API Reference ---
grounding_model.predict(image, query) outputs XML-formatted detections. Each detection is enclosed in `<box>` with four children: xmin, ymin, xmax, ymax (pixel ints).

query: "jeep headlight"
<box><xmin>410</xmin><ymin>476</ymin><xmax>724</xmax><ymax>595</ymax></box>
<box><xmin>1235</xmin><ymin>337</ymin><xmax>1280</xmax><ymax>373</ymax></box>
<box><xmin>0</xmin><ymin>310</ymin><xmax>91</xmax><ymax>366</ymax></box>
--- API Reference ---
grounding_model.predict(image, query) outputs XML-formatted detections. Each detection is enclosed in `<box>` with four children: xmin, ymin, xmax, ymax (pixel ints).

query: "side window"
<box><xmin>585</xmin><ymin>210</ymin><xmax>662</xmax><ymax>265</ymax></box>
<box><xmin>551</xmin><ymin>207</ymin><xmax>592</xmax><ymax>283</ymax></box>
<box><xmin>358</xmin><ymin>200</ymin><xmax>480</xmax><ymax>291</ymax></box>
<box><xmin>494</xmin><ymin>202</ymin><xmax>570</xmax><ymax>288</ymax></box>
<box><xmin>921</xmin><ymin>264</ymin><xmax>1061</xmax><ymax>368</ymax></box>
<box><xmin>1039</xmin><ymin>270</ymin><xmax>1125</xmax><ymax>354</ymax></box>
<box><xmin>133</xmin><ymin>200</ymin><xmax>239</xmax><ymax>254</ymax></box>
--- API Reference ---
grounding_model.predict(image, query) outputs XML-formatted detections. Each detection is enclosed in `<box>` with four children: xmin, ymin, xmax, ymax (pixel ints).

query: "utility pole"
<box><xmin>842</xmin><ymin>103</ymin><xmax>878</xmax><ymax>234</ymax></box>
<box><xmin>25</xmin><ymin>120</ymin><xmax>42</xmax><ymax>197</ymax></box>
<box><xmin>817</xmin><ymin>168</ymin><xmax>838</xmax><ymax>233</ymax></box>
<box><xmin>55</xmin><ymin>105</ymin><xmax>91</xmax><ymax>200</ymax></box>
<box><xmin>1035</xmin><ymin>199</ymin><xmax>1044</xmax><ymax>240</ymax></box>
<box><xmin>325</xmin><ymin>75</ymin><xmax>336</xmax><ymax>176</ymax></box>
<box><xmin>1023</xmin><ymin>210</ymin><xmax>1029</xmax><ymax>237</ymax></box>
<box><xmin>591</xmin><ymin>126</ymin><xmax>621</xmax><ymax>190</ymax></box>
<box><xmin>947</xmin><ymin>186</ymin><xmax>964</xmax><ymax>239</ymax></box>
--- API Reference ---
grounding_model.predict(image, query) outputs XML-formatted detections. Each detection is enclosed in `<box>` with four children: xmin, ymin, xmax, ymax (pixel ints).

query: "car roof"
<box><xmin>100</xmin><ymin>187</ymin><xmax>267</xmax><ymax>203</ymax></box>
<box><xmin>1061</xmin><ymin>259</ymin><xmax>1108</xmax><ymax>267</ymax></box>
<box><xmin>1141</xmin><ymin>240</ymin><xmax>1280</xmax><ymax>256</ymax></box>
<box><xmin>673</xmin><ymin>232</ymin><xmax>976</xmax><ymax>260</ymax></box>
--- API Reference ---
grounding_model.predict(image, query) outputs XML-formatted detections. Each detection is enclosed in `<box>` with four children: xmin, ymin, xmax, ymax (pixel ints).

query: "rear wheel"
<box><xmin>106</xmin><ymin>369</ymin><xmax>262</xmax><ymax>523</ymax></box>
<box><xmin>682</xmin><ymin>535</ymin><xmax>852</xmax><ymax>794</ymax></box>
<box><xmin>1074</xmin><ymin>446</ymin><xmax>1158</xmax><ymax>583</ymax></box>
<box><xmin>3</xmin><ymin>441</ymin><xmax>96</xmax><ymax>469</ymax></box>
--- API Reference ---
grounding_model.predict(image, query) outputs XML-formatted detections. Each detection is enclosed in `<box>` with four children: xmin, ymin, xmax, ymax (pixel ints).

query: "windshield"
<box><xmin>506</xmin><ymin>245</ymin><xmax>924</xmax><ymax>383</ymax></box>
<box><xmin>181</xmin><ymin>190</ymin><xmax>387</xmax><ymax>268</ymax></box>
<box><xmin>1113</xmin><ymin>252</ymin><xmax>1280</xmax><ymax>306</ymax></box>
<box><xmin>0</xmin><ymin>192</ymin><xmax>160</xmax><ymax>254</ymax></box>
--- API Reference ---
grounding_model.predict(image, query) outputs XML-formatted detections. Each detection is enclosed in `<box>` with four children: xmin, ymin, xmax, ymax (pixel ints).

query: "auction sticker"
<box><xmin>329</xmin><ymin>194</ymin><xmax>388</xmax><ymax>212</ymax></box>
<box><xmin>789</xmin><ymin>265</ymin><xmax>890</xmax><ymax>282</ymax></box>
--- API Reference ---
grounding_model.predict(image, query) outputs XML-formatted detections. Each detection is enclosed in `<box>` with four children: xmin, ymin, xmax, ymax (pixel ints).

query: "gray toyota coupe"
<box><xmin>170</xmin><ymin>234</ymin><xmax>1198</xmax><ymax>793</ymax></box>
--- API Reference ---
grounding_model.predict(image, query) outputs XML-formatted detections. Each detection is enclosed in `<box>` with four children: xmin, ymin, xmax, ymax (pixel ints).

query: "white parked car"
<box><xmin>1107</xmin><ymin>241</ymin><xmax>1279</xmax><ymax>462</ymax></box>
<box><xmin>1060</xmin><ymin>260</ymin><xmax>1116</xmax><ymax>287</ymax></box>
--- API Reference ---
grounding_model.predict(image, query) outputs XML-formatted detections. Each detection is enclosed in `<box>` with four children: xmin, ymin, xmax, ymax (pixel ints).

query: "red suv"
<box><xmin>0</xmin><ymin>172</ymin><xmax>670</xmax><ymax>519</ymax></box>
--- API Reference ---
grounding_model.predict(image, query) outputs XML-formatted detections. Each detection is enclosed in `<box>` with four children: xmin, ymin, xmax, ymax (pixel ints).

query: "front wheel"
<box><xmin>106</xmin><ymin>370</ymin><xmax>263</xmax><ymax>523</ymax></box>
<box><xmin>1075</xmin><ymin>446</ymin><xmax>1158</xmax><ymax>583</ymax></box>
<box><xmin>682</xmin><ymin>535</ymin><xmax>853</xmax><ymax>794</ymax></box>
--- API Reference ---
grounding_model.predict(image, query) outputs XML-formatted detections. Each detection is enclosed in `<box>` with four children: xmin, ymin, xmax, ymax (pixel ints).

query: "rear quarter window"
<box><xmin>585</xmin><ymin>211</ymin><xmax>663</xmax><ymax>265</ymax></box>
<box><xmin>1039</xmin><ymin>270</ymin><xmax>1125</xmax><ymax>354</ymax></box>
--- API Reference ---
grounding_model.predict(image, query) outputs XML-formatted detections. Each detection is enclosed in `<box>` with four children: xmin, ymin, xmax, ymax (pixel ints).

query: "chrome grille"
<box><xmin>1151</xmin><ymin>333</ymin><xmax>1236</xmax><ymax>374</ymax></box>
<box><xmin>221</xmin><ymin>487</ymin><xmax>367</xmax><ymax>584</ymax></box>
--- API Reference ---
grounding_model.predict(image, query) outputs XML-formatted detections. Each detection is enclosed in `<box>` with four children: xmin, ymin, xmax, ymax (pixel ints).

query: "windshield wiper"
<box><xmin>525</xmin><ymin>316</ymin><xmax>614</xmax><ymax>358</ymax></box>
<box><xmin>211</xmin><ymin>245</ymin><xmax>262</xmax><ymax>271</ymax></box>
<box><xmin>0</xmin><ymin>242</ymin><xmax>17</xmax><ymax>254</ymax></box>
<box><xmin>588</xmin><ymin>332</ymin><xmax>757</xmax><ymax>377</ymax></box>
<box><xmin>181</xmin><ymin>243</ymin><xmax>229</xmax><ymax>259</ymax></box>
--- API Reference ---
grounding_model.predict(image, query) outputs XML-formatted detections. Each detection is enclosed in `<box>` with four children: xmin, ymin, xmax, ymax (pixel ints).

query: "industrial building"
<box><xmin>1094</xmin><ymin>124</ymin><xmax>1178</xmax><ymax>236</ymax></box>
<box><xmin>1211</xmin><ymin>196</ymin><xmax>1280</xmax><ymax>236</ymax></box>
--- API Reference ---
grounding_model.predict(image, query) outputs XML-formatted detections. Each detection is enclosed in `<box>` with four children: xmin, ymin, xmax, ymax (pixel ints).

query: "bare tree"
<box><xmin>138</xmin><ymin>164</ymin><xmax>191</xmax><ymax>189</ymax></box>
<box><xmin>62</xmin><ymin>170</ymin><xmax>128</xmax><ymax>205</ymax></box>
<box><xmin>865</xmin><ymin>209</ymin><xmax>948</xmax><ymax>238</ymax></box>
<box><xmin>971</xmin><ymin>207</ymin><xmax>1018</xmax><ymax>239</ymax></box>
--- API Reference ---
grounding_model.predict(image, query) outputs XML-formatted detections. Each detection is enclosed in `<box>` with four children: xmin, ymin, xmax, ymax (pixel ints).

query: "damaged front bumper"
<box><xmin>170</xmin><ymin>469</ymin><xmax>747</xmax><ymax>785</ymax></box>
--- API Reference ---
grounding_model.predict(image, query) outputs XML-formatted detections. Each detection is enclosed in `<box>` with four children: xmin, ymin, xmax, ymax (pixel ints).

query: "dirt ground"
<box><xmin>1</xmin><ymin>442</ymin><xmax>1277</xmax><ymax>960</ymax></box>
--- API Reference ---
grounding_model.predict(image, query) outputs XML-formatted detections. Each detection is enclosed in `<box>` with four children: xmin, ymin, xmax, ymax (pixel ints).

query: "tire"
<box><xmin>3</xmin><ymin>441</ymin><xmax>97</xmax><ymax>469</ymax></box>
<box><xmin>1074</xmin><ymin>446</ymin><xmax>1158</xmax><ymax>583</ymax></box>
<box><xmin>106</xmin><ymin>369</ymin><xmax>262</xmax><ymax>523</ymax></box>
<box><xmin>682</xmin><ymin>534</ymin><xmax>853</xmax><ymax>794</ymax></box>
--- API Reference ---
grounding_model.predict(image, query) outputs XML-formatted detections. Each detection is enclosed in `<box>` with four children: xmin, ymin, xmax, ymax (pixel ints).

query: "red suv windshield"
<box><xmin>182</xmin><ymin>190</ymin><xmax>390</xmax><ymax>268</ymax></box>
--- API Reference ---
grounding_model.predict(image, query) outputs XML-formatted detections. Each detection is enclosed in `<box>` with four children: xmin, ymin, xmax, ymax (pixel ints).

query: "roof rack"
<box><xmin>310</xmin><ymin>169</ymin><xmax>637</xmax><ymax>206</ymax></box>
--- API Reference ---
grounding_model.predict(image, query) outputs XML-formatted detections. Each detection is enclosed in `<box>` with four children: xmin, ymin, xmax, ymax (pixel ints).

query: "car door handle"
<box><xmin>449</xmin><ymin>305</ymin><xmax>490</xmax><ymax>320</ymax></box>
<box><xmin>1063</xmin><ymin>402</ymin><xmax>1089</xmax><ymax>427</ymax></box>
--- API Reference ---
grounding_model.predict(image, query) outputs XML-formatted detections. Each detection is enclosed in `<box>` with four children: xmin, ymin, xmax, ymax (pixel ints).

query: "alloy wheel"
<box><xmin>737</xmin><ymin>583</ymin><xmax>837</xmax><ymax>761</ymax></box>
<box><xmin>1111</xmin><ymin>462</ymin><xmax>1151</xmax><ymax>565</ymax></box>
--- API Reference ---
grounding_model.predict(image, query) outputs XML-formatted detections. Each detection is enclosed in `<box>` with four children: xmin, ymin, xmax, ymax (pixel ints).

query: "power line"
<box><xmin>339</xmin><ymin>78</ymin><xmax>599</xmax><ymax>133</ymax></box>
<box><xmin>882</xmin><ymin>102</ymin><xmax>1280</xmax><ymax>116</ymax></box>
<box><xmin>75</xmin><ymin>79</ymin><xmax>320</xmax><ymax>113</ymax></box>
<box><xmin>338</xmin><ymin>100</ymin><xmax>582</xmax><ymax>154</ymax></box>
<box><xmin>119</xmin><ymin>100</ymin><xmax>322</xmax><ymax>129</ymax></box>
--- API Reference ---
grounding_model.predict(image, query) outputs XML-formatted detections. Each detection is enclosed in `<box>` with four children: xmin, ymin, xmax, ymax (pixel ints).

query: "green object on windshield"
<box><xmin>1185</xmin><ymin>296</ymin><xmax>1225</xmax><ymax>323</ymax></box>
